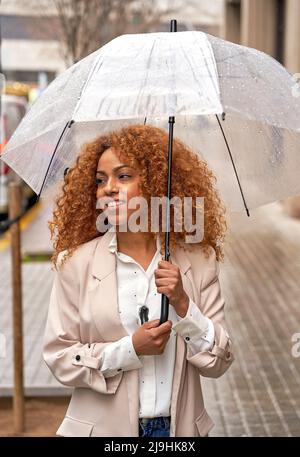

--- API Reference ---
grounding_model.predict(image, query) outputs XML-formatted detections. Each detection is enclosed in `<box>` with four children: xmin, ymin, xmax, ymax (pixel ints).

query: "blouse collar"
<box><xmin>108</xmin><ymin>227</ymin><xmax>161</xmax><ymax>255</ymax></box>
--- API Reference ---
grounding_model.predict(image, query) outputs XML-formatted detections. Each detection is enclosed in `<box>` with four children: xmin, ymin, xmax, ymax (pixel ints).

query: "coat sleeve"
<box><xmin>42</xmin><ymin>251</ymin><xmax>131</xmax><ymax>395</ymax></box>
<box><xmin>172</xmin><ymin>298</ymin><xmax>215</xmax><ymax>354</ymax></box>
<box><xmin>184</xmin><ymin>246</ymin><xmax>234</xmax><ymax>378</ymax></box>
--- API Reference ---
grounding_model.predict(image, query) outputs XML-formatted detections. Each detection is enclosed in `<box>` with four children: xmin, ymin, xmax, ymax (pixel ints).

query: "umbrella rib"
<box><xmin>37</xmin><ymin>119</ymin><xmax>74</xmax><ymax>199</ymax></box>
<box><xmin>215</xmin><ymin>114</ymin><xmax>250</xmax><ymax>217</ymax></box>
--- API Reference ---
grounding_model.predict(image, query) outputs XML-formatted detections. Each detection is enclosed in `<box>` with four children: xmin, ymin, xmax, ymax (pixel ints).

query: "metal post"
<box><xmin>9</xmin><ymin>182</ymin><xmax>25</xmax><ymax>433</ymax></box>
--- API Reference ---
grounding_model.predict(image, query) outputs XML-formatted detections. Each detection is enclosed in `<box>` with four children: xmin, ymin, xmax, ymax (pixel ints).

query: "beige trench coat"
<box><xmin>43</xmin><ymin>230</ymin><xmax>234</xmax><ymax>437</ymax></box>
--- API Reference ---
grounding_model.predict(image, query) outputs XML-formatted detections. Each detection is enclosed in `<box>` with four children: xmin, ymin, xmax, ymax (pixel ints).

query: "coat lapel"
<box><xmin>88</xmin><ymin>230</ymin><xmax>129</xmax><ymax>341</ymax></box>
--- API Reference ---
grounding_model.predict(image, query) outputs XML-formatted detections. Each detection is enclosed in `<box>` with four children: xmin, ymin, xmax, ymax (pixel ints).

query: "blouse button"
<box><xmin>75</xmin><ymin>355</ymin><xmax>81</xmax><ymax>361</ymax></box>
<box><xmin>185</xmin><ymin>336</ymin><xmax>190</xmax><ymax>341</ymax></box>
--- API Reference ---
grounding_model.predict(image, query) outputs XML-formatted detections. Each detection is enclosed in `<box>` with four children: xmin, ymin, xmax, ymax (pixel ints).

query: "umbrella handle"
<box><xmin>159</xmin><ymin>293</ymin><xmax>169</xmax><ymax>326</ymax></box>
<box><xmin>159</xmin><ymin>243</ymin><xmax>171</xmax><ymax>326</ymax></box>
<box><xmin>138</xmin><ymin>295</ymin><xmax>169</xmax><ymax>326</ymax></box>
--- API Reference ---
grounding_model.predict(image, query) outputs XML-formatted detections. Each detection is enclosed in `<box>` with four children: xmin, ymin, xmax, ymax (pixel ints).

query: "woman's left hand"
<box><xmin>154</xmin><ymin>260</ymin><xmax>189</xmax><ymax>317</ymax></box>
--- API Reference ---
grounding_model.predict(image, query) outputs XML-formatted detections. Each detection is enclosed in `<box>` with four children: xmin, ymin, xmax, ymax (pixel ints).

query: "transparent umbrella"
<box><xmin>1</xmin><ymin>24</ymin><xmax>300</xmax><ymax>322</ymax></box>
<box><xmin>1</xmin><ymin>28</ymin><xmax>300</xmax><ymax>213</ymax></box>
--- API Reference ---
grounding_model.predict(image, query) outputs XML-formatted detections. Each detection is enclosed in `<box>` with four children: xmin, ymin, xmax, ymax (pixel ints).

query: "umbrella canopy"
<box><xmin>1</xmin><ymin>30</ymin><xmax>300</xmax><ymax>213</ymax></box>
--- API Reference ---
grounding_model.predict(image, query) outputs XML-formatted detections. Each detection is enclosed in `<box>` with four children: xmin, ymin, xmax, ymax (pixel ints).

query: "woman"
<box><xmin>43</xmin><ymin>124</ymin><xmax>234</xmax><ymax>437</ymax></box>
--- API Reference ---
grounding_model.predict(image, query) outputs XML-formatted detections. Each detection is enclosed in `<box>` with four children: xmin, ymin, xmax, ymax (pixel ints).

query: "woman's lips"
<box><xmin>105</xmin><ymin>201</ymin><xmax>126</xmax><ymax>210</ymax></box>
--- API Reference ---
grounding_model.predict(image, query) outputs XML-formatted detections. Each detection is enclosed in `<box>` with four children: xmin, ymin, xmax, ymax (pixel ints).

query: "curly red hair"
<box><xmin>48</xmin><ymin>123</ymin><xmax>227</xmax><ymax>269</ymax></box>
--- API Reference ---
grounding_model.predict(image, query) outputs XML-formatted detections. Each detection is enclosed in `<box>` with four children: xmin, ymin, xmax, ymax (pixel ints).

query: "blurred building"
<box><xmin>222</xmin><ymin>0</ymin><xmax>300</xmax><ymax>218</ymax></box>
<box><xmin>0</xmin><ymin>0</ymin><xmax>66</xmax><ymax>85</ymax></box>
<box><xmin>159</xmin><ymin>0</ymin><xmax>223</xmax><ymax>33</ymax></box>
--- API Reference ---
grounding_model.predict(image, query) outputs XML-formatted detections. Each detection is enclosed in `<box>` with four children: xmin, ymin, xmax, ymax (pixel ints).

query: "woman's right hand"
<box><xmin>132</xmin><ymin>319</ymin><xmax>173</xmax><ymax>356</ymax></box>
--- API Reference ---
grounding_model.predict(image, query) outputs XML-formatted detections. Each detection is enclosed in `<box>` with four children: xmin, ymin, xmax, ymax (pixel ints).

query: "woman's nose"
<box><xmin>103</xmin><ymin>177</ymin><xmax>119</xmax><ymax>194</ymax></box>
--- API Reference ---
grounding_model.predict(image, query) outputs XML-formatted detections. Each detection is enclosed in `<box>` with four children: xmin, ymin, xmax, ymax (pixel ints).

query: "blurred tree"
<box><xmin>1</xmin><ymin>0</ymin><xmax>179</xmax><ymax>65</ymax></box>
<box><xmin>47</xmin><ymin>0</ymin><xmax>177</xmax><ymax>65</ymax></box>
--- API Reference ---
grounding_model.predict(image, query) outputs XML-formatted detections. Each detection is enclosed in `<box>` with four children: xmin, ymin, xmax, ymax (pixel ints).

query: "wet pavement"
<box><xmin>0</xmin><ymin>198</ymin><xmax>71</xmax><ymax>396</ymax></box>
<box><xmin>202</xmin><ymin>201</ymin><xmax>300</xmax><ymax>436</ymax></box>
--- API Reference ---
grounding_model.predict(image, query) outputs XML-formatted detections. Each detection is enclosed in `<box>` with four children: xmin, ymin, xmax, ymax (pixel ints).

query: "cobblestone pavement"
<box><xmin>1</xmin><ymin>199</ymin><xmax>300</xmax><ymax>435</ymax></box>
<box><xmin>0</xmin><ymin>198</ymin><xmax>71</xmax><ymax>396</ymax></box>
<box><xmin>202</xmin><ymin>201</ymin><xmax>300</xmax><ymax>437</ymax></box>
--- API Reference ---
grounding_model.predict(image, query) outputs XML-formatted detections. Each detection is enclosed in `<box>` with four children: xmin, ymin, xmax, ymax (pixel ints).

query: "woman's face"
<box><xmin>96</xmin><ymin>147</ymin><xmax>142</xmax><ymax>227</ymax></box>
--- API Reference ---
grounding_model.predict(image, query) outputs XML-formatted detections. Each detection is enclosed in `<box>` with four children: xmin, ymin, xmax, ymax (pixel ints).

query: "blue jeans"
<box><xmin>139</xmin><ymin>416</ymin><xmax>171</xmax><ymax>437</ymax></box>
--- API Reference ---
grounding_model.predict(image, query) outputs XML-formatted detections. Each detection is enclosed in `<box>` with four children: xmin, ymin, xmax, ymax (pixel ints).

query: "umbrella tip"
<box><xmin>170</xmin><ymin>20</ymin><xmax>177</xmax><ymax>32</ymax></box>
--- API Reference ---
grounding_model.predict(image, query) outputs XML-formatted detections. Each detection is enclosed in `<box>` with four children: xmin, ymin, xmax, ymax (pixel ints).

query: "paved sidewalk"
<box><xmin>0</xmin><ymin>198</ymin><xmax>71</xmax><ymax>396</ymax></box>
<box><xmin>202</xmin><ymin>202</ymin><xmax>300</xmax><ymax>437</ymax></box>
<box><xmin>21</xmin><ymin>198</ymin><xmax>54</xmax><ymax>256</ymax></box>
<box><xmin>1</xmin><ymin>199</ymin><xmax>300</xmax><ymax>435</ymax></box>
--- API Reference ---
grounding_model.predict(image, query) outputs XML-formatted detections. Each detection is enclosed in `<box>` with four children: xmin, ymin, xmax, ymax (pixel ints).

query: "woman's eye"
<box><xmin>95</xmin><ymin>174</ymin><xmax>131</xmax><ymax>185</ymax></box>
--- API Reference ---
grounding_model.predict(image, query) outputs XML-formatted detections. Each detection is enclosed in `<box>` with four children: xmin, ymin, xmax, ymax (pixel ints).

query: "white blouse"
<box><xmin>98</xmin><ymin>229</ymin><xmax>215</xmax><ymax>419</ymax></box>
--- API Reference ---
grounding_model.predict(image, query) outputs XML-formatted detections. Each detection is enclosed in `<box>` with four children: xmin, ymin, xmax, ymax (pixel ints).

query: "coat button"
<box><xmin>75</xmin><ymin>355</ymin><xmax>81</xmax><ymax>361</ymax></box>
<box><xmin>117</xmin><ymin>368</ymin><xmax>122</xmax><ymax>372</ymax></box>
<box><xmin>185</xmin><ymin>336</ymin><xmax>190</xmax><ymax>341</ymax></box>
